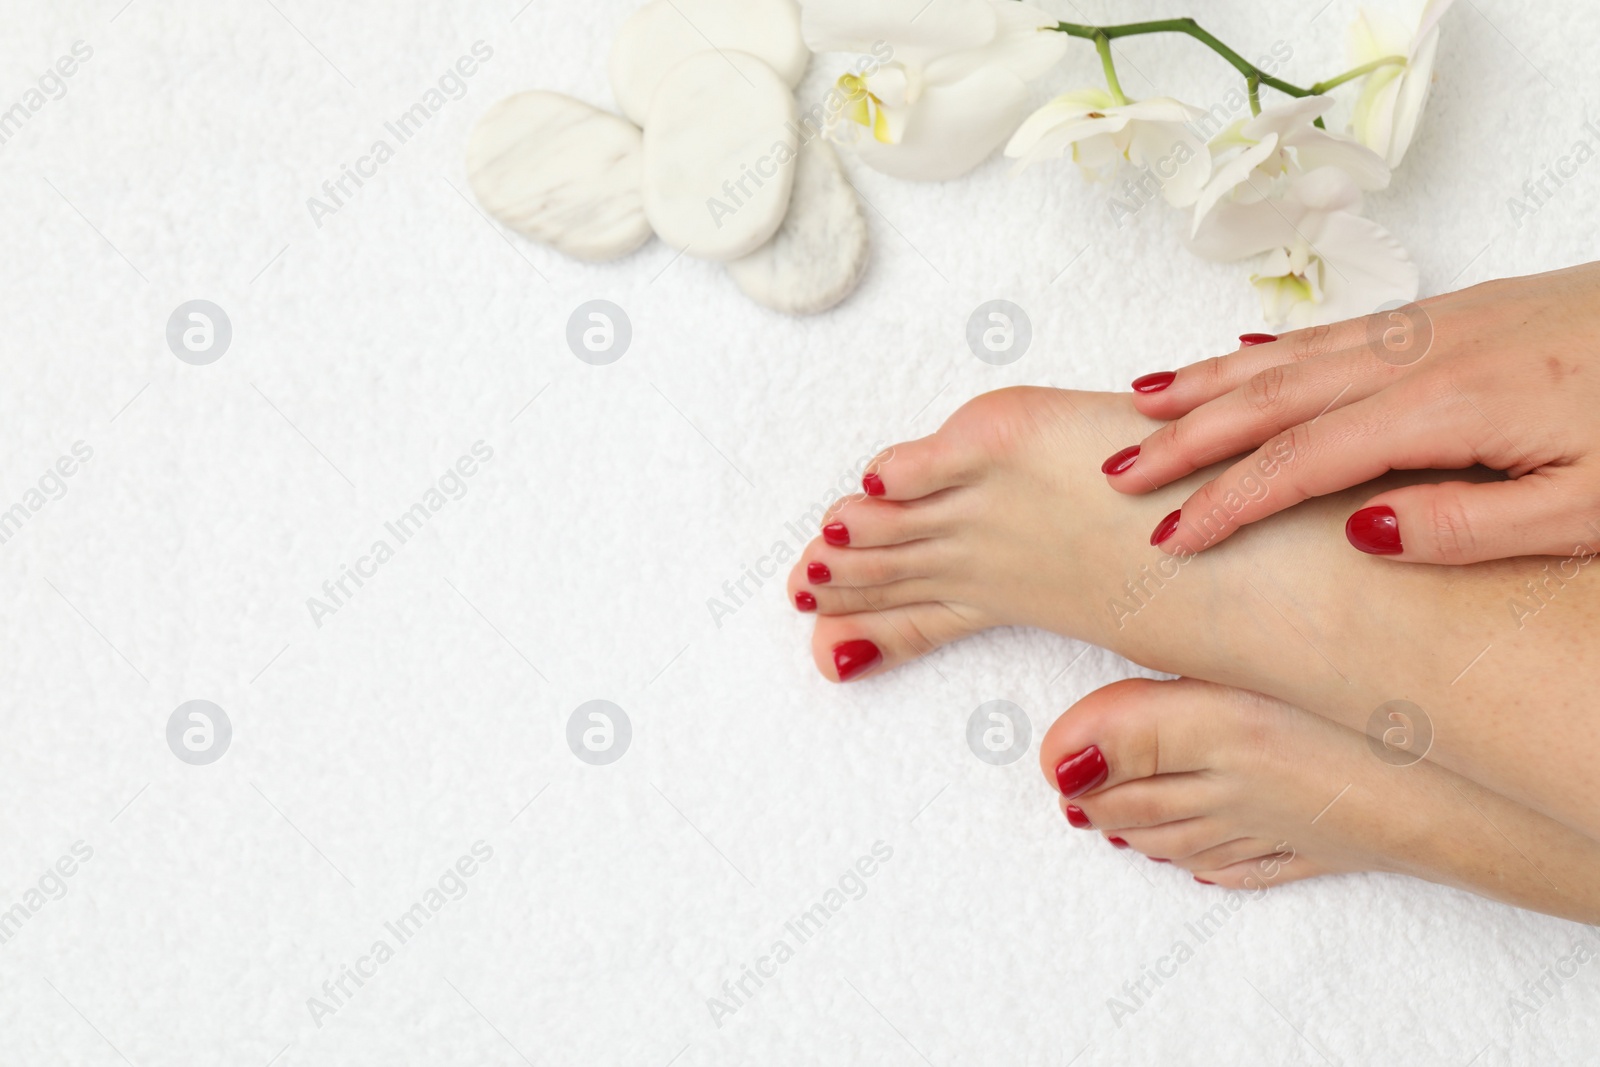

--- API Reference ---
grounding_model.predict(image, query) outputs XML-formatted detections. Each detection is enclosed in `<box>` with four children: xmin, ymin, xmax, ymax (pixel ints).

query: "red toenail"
<box><xmin>823</xmin><ymin>523</ymin><xmax>850</xmax><ymax>547</ymax></box>
<box><xmin>1194</xmin><ymin>877</ymin><xmax>1216</xmax><ymax>885</ymax></box>
<box><xmin>832</xmin><ymin>639</ymin><xmax>882</xmax><ymax>681</ymax></box>
<box><xmin>1150</xmin><ymin>509</ymin><xmax>1181</xmax><ymax>546</ymax></box>
<box><xmin>1345</xmin><ymin>505</ymin><xmax>1403</xmax><ymax>555</ymax></box>
<box><xmin>1239</xmin><ymin>333</ymin><xmax>1278</xmax><ymax>347</ymax></box>
<box><xmin>1132</xmin><ymin>371</ymin><xmax>1176</xmax><ymax>393</ymax></box>
<box><xmin>1064</xmin><ymin>804</ymin><xmax>1092</xmax><ymax>829</ymax></box>
<box><xmin>1150</xmin><ymin>858</ymin><xmax>1170</xmax><ymax>864</ymax></box>
<box><xmin>1101</xmin><ymin>445</ymin><xmax>1140</xmax><ymax>476</ymax></box>
<box><xmin>795</xmin><ymin>591</ymin><xmax>817</xmax><ymax>612</ymax></box>
<box><xmin>862</xmin><ymin>472</ymin><xmax>886</xmax><ymax>497</ymax></box>
<box><xmin>1054</xmin><ymin>745</ymin><xmax>1108</xmax><ymax>799</ymax></box>
<box><xmin>807</xmin><ymin>561</ymin><xmax>832</xmax><ymax>584</ymax></box>
<box><xmin>1108</xmin><ymin>836</ymin><xmax>1130</xmax><ymax>849</ymax></box>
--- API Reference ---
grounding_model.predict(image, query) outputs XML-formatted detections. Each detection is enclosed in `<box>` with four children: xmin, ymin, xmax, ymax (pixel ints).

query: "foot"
<box><xmin>789</xmin><ymin>386</ymin><xmax>1170</xmax><ymax>682</ymax></box>
<box><xmin>1040</xmin><ymin>677</ymin><xmax>1600</xmax><ymax>922</ymax></box>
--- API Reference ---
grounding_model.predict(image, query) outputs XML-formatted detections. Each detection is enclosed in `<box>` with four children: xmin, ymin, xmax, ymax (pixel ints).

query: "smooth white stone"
<box><xmin>609</xmin><ymin>0</ymin><xmax>808</xmax><ymax>126</ymax></box>
<box><xmin>727</xmin><ymin>139</ymin><xmax>868</xmax><ymax>315</ymax></box>
<box><xmin>466</xmin><ymin>91</ymin><xmax>652</xmax><ymax>262</ymax></box>
<box><xmin>642</xmin><ymin>51</ymin><xmax>798</xmax><ymax>261</ymax></box>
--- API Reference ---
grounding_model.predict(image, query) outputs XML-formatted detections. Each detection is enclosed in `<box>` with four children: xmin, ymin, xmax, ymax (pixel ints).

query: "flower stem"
<box><xmin>1052</xmin><ymin>18</ymin><xmax>1407</xmax><ymax>115</ymax></box>
<box><xmin>1094</xmin><ymin>33</ymin><xmax>1129</xmax><ymax>105</ymax></box>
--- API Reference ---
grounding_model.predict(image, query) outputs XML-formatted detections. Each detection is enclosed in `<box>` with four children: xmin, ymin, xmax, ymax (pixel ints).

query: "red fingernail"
<box><xmin>1108</xmin><ymin>836</ymin><xmax>1130</xmax><ymax>849</ymax></box>
<box><xmin>832</xmin><ymin>639</ymin><xmax>881</xmax><ymax>681</ymax></box>
<box><xmin>1150</xmin><ymin>508</ymin><xmax>1181</xmax><ymax>546</ymax></box>
<box><xmin>1132</xmin><ymin>371</ymin><xmax>1176</xmax><ymax>393</ymax></box>
<box><xmin>1239</xmin><ymin>333</ymin><xmax>1278</xmax><ymax>347</ymax></box>
<box><xmin>1194</xmin><ymin>877</ymin><xmax>1216</xmax><ymax>885</ymax></box>
<box><xmin>795</xmin><ymin>591</ymin><xmax>817</xmax><ymax>612</ymax></box>
<box><xmin>807</xmin><ymin>561</ymin><xmax>831</xmax><ymax>584</ymax></box>
<box><xmin>1054</xmin><ymin>745</ymin><xmax>1108</xmax><ymax>799</ymax></box>
<box><xmin>1101</xmin><ymin>445</ymin><xmax>1140</xmax><ymax>476</ymax></box>
<box><xmin>1064</xmin><ymin>804</ymin><xmax>1092</xmax><ymax>829</ymax></box>
<box><xmin>823</xmin><ymin>523</ymin><xmax>850</xmax><ymax>547</ymax></box>
<box><xmin>1346</xmin><ymin>505</ymin><xmax>1402</xmax><ymax>555</ymax></box>
<box><xmin>862</xmin><ymin>472</ymin><xmax>885</xmax><ymax>497</ymax></box>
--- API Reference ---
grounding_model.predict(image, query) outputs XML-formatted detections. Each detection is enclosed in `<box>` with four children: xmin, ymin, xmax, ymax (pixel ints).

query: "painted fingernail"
<box><xmin>1101</xmin><ymin>445</ymin><xmax>1140</xmax><ymax>476</ymax></box>
<box><xmin>1239</xmin><ymin>333</ymin><xmax>1278</xmax><ymax>347</ymax></box>
<box><xmin>832</xmin><ymin>639</ymin><xmax>882</xmax><ymax>681</ymax></box>
<box><xmin>1064</xmin><ymin>804</ymin><xmax>1093</xmax><ymax>829</ymax></box>
<box><xmin>1108</xmin><ymin>836</ymin><xmax>1130</xmax><ymax>849</ymax></box>
<box><xmin>1345</xmin><ymin>505</ymin><xmax>1403</xmax><ymax>555</ymax></box>
<box><xmin>807</xmin><ymin>561</ymin><xmax>832</xmax><ymax>584</ymax></box>
<box><xmin>1132</xmin><ymin>371</ymin><xmax>1176</xmax><ymax>394</ymax></box>
<box><xmin>795</xmin><ymin>591</ymin><xmax>817</xmax><ymax>612</ymax></box>
<box><xmin>1194</xmin><ymin>877</ymin><xmax>1216</xmax><ymax>885</ymax></box>
<box><xmin>1150</xmin><ymin>508</ymin><xmax>1181</xmax><ymax>546</ymax></box>
<box><xmin>862</xmin><ymin>472</ymin><xmax>886</xmax><ymax>497</ymax></box>
<box><xmin>823</xmin><ymin>523</ymin><xmax>850</xmax><ymax>547</ymax></box>
<box><xmin>1054</xmin><ymin>745</ymin><xmax>1108</xmax><ymax>799</ymax></box>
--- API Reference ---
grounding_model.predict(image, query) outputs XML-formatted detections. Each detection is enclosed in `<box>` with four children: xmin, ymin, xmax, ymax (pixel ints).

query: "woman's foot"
<box><xmin>1041</xmin><ymin>677</ymin><xmax>1600</xmax><ymax>923</ymax></box>
<box><xmin>789</xmin><ymin>386</ymin><xmax>1168</xmax><ymax>681</ymax></box>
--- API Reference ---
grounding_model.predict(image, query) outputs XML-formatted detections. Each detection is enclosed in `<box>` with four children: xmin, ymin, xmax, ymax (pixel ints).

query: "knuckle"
<box><xmin>1424</xmin><ymin>490</ymin><xmax>1480</xmax><ymax>564</ymax></box>
<box><xmin>1291</xmin><ymin>323</ymin><xmax>1336</xmax><ymax>363</ymax></box>
<box><xmin>1242</xmin><ymin>364</ymin><xmax>1292</xmax><ymax>417</ymax></box>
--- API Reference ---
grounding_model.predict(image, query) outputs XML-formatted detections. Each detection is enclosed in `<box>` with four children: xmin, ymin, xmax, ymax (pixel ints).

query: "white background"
<box><xmin>1</xmin><ymin>0</ymin><xmax>1597</xmax><ymax>1063</ymax></box>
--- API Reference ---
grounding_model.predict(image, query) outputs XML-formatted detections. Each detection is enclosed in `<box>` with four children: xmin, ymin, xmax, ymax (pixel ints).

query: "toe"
<box><xmin>794</xmin><ymin>578</ymin><xmax>939</xmax><ymax>617</ymax></box>
<box><xmin>1039</xmin><ymin>677</ymin><xmax>1263</xmax><ymax>800</ymax></box>
<box><xmin>808</xmin><ymin>602</ymin><xmax>987</xmax><ymax>683</ymax></box>
<box><xmin>1071</xmin><ymin>777</ymin><xmax>1211</xmax><ymax>832</ymax></box>
<box><xmin>1105</xmin><ymin>817</ymin><xmax>1229</xmax><ymax>863</ymax></box>
<box><xmin>792</xmin><ymin>539</ymin><xmax>946</xmax><ymax>592</ymax></box>
<box><xmin>1181</xmin><ymin>837</ymin><xmax>1285</xmax><ymax>873</ymax></box>
<box><xmin>1193</xmin><ymin>850</ymin><xmax>1324</xmax><ymax>891</ymax></box>
<box><xmin>820</xmin><ymin>493</ymin><xmax>955</xmax><ymax>550</ymax></box>
<box><xmin>863</xmin><ymin>432</ymin><xmax>983</xmax><ymax>502</ymax></box>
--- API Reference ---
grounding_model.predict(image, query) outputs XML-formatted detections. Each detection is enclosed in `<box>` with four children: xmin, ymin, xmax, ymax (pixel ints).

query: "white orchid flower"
<box><xmin>1189</xmin><ymin>166</ymin><xmax>1417</xmax><ymax>329</ymax></box>
<box><xmin>1190</xmin><ymin>95</ymin><xmax>1391</xmax><ymax>237</ymax></box>
<box><xmin>802</xmin><ymin>0</ymin><xmax>1067</xmax><ymax>181</ymax></box>
<box><xmin>1005</xmin><ymin>88</ymin><xmax>1211</xmax><ymax>207</ymax></box>
<box><xmin>1348</xmin><ymin>0</ymin><xmax>1455</xmax><ymax>167</ymax></box>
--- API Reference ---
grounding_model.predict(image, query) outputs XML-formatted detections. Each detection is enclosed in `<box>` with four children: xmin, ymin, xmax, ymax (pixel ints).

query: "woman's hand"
<box><xmin>1105</xmin><ymin>262</ymin><xmax>1600</xmax><ymax>564</ymax></box>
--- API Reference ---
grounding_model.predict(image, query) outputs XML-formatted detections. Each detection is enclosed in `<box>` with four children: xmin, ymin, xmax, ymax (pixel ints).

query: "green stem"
<box><xmin>1052</xmin><ymin>18</ymin><xmax>1407</xmax><ymax>115</ymax></box>
<box><xmin>1094</xmin><ymin>33</ymin><xmax>1129</xmax><ymax>105</ymax></box>
<box><xmin>1310</xmin><ymin>54</ymin><xmax>1407</xmax><ymax>94</ymax></box>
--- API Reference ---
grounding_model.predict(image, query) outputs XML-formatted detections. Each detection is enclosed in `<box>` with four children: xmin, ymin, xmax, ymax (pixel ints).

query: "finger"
<box><xmin>1129</xmin><ymin>318</ymin><xmax>1367</xmax><ymax>420</ymax></box>
<box><xmin>1108</xmin><ymin>350</ymin><xmax>1408</xmax><ymax>493</ymax></box>
<box><xmin>1151</xmin><ymin>389</ymin><xmax>1477</xmax><ymax>556</ymax></box>
<box><xmin>1351</xmin><ymin>473</ymin><xmax>1600</xmax><ymax>565</ymax></box>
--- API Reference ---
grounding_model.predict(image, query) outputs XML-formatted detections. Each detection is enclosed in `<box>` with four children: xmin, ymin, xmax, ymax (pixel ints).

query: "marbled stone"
<box><xmin>642</xmin><ymin>51</ymin><xmax>799</xmax><ymax>261</ymax></box>
<box><xmin>466</xmin><ymin>91</ymin><xmax>652</xmax><ymax>262</ymax></box>
<box><xmin>609</xmin><ymin>0</ymin><xmax>808</xmax><ymax>126</ymax></box>
<box><xmin>727</xmin><ymin>138</ymin><xmax>869</xmax><ymax>315</ymax></box>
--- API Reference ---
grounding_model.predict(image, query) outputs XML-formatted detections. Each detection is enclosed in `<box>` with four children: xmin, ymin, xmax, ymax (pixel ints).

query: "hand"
<box><xmin>1105</xmin><ymin>262</ymin><xmax>1600</xmax><ymax>564</ymax></box>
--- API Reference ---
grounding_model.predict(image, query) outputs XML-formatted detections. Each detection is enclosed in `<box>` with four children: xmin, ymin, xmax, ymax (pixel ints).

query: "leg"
<box><xmin>788</xmin><ymin>387</ymin><xmax>1600</xmax><ymax>843</ymax></box>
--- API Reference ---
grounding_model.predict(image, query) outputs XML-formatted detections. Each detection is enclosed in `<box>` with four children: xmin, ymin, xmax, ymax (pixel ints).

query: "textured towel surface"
<box><xmin>2</xmin><ymin>1</ymin><xmax>1597</xmax><ymax>1064</ymax></box>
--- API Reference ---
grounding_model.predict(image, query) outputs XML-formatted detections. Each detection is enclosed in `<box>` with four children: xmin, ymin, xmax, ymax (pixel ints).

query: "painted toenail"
<box><xmin>1194</xmin><ymin>877</ymin><xmax>1216</xmax><ymax>885</ymax></box>
<box><xmin>832</xmin><ymin>639</ymin><xmax>882</xmax><ymax>681</ymax></box>
<box><xmin>1132</xmin><ymin>371</ymin><xmax>1176</xmax><ymax>393</ymax></box>
<box><xmin>1064</xmin><ymin>804</ymin><xmax>1092</xmax><ymax>829</ymax></box>
<box><xmin>1345</xmin><ymin>505</ymin><xmax>1403</xmax><ymax>555</ymax></box>
<box><xmin>795</xmin><ymin>591</ymin><xmax>817</xmax><ymax>612</ymax></box>
<box><xmin>1108</xmin><ymin>836</ymin><xmax>1130</xmax><ymax>849</ymax></box>
<box><xmin>1101</xmin><ymin>445</ymin><xmax>1140</xmax><ymax>476</ymax></box>
<box><xmin>862</xmin><ymin>472</ymin><xmax>886</xmax><ymax>497</ymax></box>
<box><xmin>1238</xmin><ymin>333</ymin><xmax>1278</xmax><ymax>347</ymax></box>
<box><xmin>1150</xmin><ymin>509</ymin><xmax>1181</xmax><ymax>546</ymax></box>
<box><xmin>1054</xmin><ymin>745</ymin><xmax>1108</xmax><ymax>798</ymax></box>
<box><xmin>1150</xmin><ymin>858</ymin><xmax>1170</xmax><ymax>864</ymax></box>
<box><xmin>807</xmin><ymin>561</ymin><xmax>832</xmax><ymax>584</ymax></box>
<box><xmin>823</xmin><ymin>523</ymin><xmax>850</xmax><ymax>547</ymax></box>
